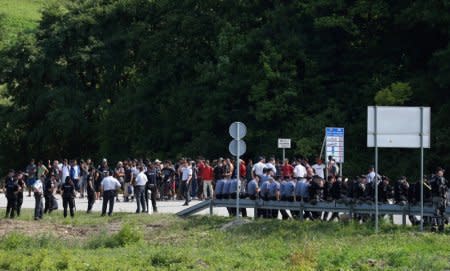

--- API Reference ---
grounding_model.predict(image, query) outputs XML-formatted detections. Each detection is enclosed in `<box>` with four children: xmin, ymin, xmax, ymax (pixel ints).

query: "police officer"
<box><xmin>228</xmin><ymin>178</ymin><xmax>238</xmax><ymax>216</ymax></box>
<box><xmin>33</xmin><ymin>175</ymin><xmax>44</xmax><ymax>220</ymax></box>
<box><xmin>430</xmin><ymin>167</ymin><xmax>448</xmax><ymax>232</ymax></box>
<box><xmin>294</xmin><ymin>177</ymin><xmax>310</xmax><ymax>220</ymax></box>
<box><xmin>44</xmin><ymin>174</ymin><xmax>56</xmax><ymax>214</ymax></box>
<box><xmin>214</xmin><ymin>178</ymin><xmax>225</xmax><ymax>200</ymax></box>
<box><xmin>259</xmin><ymin>177</ymin><xmax>270</xmax><ymax>218</ymax></box>
<box><xmin>268</xmin><ymin>177</ymin><xmax>281</xmax><ymax>218</ymax></box>
<box><xmin>5</xmin><ymin>170</ymin><xmax>18</xmax><ymax>219</ymax></box>
<box><xmin>100</xmin><ymin>170</ymin><xmax>121</xmax><ymax>216</ymax></box>
<box><xmin>222</xmin><ymin>179</ymin><xmax>232</xmax><ymax>216</ymax></box>
<box><xmin>16</xmin><ymin>172</ymin><xmax>25</xmax><ymax>217</ymax></box>
<box><xmin>61</xmin><ymin>176</ymin><xmax>76</xmax><ymax>218</ymax></box>
<box><xmin>279</xmin><ymin>177</ymin><xmax>295</xmax><ymax>220</ymax></box>
<box><xmin>86</xmin><ymin>168</ymin><xmax>96</xmax><ymax>213</ymax></box>
<box><xmin>145</xmin><ymin>163</ymin><xmax>158</xmax><ymax>213</ymax></box>
<box><xmin>247</xmin><ymin>176</ymin><xmax>259</xmax><ymax>200</ymax></box>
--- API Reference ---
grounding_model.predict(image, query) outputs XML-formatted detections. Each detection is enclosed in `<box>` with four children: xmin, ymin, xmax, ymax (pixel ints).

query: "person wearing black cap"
<box><xmin>430</xmin><ymin>167</ymin><xmax>448</xmax><ymax>232</ymax></box>
<box><xmin>4</xmin><ymin>170</ymin><xmax>18</xmax><ymax>219</ymax></box>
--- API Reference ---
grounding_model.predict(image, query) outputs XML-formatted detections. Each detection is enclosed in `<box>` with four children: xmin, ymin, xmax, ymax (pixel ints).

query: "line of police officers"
<box><xmin>215</xmin><ymin>167</ymin><xmax>448</xmax><ymax>232</ymax></box>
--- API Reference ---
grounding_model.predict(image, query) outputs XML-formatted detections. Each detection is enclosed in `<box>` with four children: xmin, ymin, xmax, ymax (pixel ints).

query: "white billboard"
<box><xmin>278</xmin><ymin>138</ymin><xmax>291</xmax><ymax>149</ymax></box>
<box><xmin>367</xmin><ymin>106</ymin><xmax>430</xmax><ymax>148</ymax></box>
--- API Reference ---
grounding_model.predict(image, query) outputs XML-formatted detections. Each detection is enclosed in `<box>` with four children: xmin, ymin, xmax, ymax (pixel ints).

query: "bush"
<box><xmin>86</xmin><ymin>224</ymin><xmax>143</xmax><ymax>249</ymax></box>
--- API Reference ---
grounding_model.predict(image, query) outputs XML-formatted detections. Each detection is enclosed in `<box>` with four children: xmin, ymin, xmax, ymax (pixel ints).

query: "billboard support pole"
<box><xmin>420</xmin><ymin>107</ymin><xmax>424</xmax><ymax>232</ymax></box>
<box><xmin>375</xmin><ymin>106</ymin><xmax>379</xmax><ymax>233</ymax></box>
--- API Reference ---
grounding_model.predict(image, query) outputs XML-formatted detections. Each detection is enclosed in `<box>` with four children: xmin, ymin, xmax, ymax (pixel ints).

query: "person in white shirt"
<box><xmin>265</xmin><ymin>157</ymin><xmax>277</xmax><ymax>175</ymax></box>
<box><xmin>293</xmin><ymin>159</ymin><xmax>307</xmax><ymax>180</ymax></box>
<box><xmin>33</xmin><ymin>175</ymin><xmax>44</xmax><ymax>220</ymax></box>
<box><xmin>181</xmin><ymin>160</ymin><xmax>193</xmax><ymax>206</ymax></box>
<box><xmin>252</xmin><ymin>156</ymin><xmax>266</xmax><ymax>178</ymax></box>
<box><xmin>312</xmin><ymin>158</ymin><xmax>325</xmax><ymax>179</ymax></box>
<box><xmin>135</xmin><ymin>167</ymin><xmax>148</xmax><ymax>213</ymax></box>
<box><xmin>366</xmin><ymin>166</ymin><xmax>376</xmax><ymax>184</ymax></box>
<box><xmin>61</xmin><ymin>159</ymin><xmax>70</xmax><ymax>186</ymax></box>
<box><xmin>100</xmin><ymin>171</ymin><xmax>121</xmax><ymax>216</ymax></box>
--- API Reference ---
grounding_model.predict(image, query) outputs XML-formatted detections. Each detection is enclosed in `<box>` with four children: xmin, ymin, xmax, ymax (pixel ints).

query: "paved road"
<box><xmin>0</xmin><ymin>193</ymin><xmax>234</xmax><ymax>216</ymax></box>
<box><xmin>0</xmin><ymin>193</ymin><xmax>411</xmax><ymax>225</ymax></box>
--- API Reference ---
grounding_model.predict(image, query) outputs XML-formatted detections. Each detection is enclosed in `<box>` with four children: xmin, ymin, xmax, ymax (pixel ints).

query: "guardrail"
<box><xmin>177</xmin><ymin>199</ymin><xmax>450</xmax><ymax>226</ymax></box>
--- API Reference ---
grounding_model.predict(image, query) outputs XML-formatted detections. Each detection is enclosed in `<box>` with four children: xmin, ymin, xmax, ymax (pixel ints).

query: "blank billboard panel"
<box><xmin>367</xmin><ymin>106</ymin><xmax>430</xmax><ymax>148</ymax></box>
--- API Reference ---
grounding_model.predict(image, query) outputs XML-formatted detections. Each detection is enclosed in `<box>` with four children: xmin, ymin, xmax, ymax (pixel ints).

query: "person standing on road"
<box><xmin>135</xmin><ymin>166</ymin><xmax>148</xmax><ymax>213</ymax></box>
<box><xmin>430</xmin><ymin>167</ymin><xmax>448</xmax><ymax>232</ymax></box>
<box><xmin>5</xmin><ymin>170</ymin><xmax>18</xmax><ymax>219</ymax></box>
<box><xmin>16</xmin><ymin>172</ymin><xmax>25</xmax><ymax>217</ymax></box>
<box><xmin>44</xmin><ymin>174</ymin><xmax>56</xmax><ymax>214</ymax></box>
<box><xmin>86</xmin><ymin>168</ymin><xmax>96</xmax><ymax>213</ymax></box>
<box><xmin>181</xmin><ymin>160</ymin><xmax>193</xmax><ymax>206</ymax></box>
<box><xmin>33</xmin><ymin>175</ymin><xmax>44</xmax><ymax>220</ymax></box>
<box><xmin>145</xmin><ymin>163</ymin><xmax>158</xmax><ymax>213</ymax></box>
<box><xmin>26</xmin><ymin>159</ymin><xmax>37</xmax><ymax>197</ymax></box>
<box><xmin>61</xmin><ymin>176</ymin><xmax>76</xmax><ymax>218</ymax></box>
<box><xmin>100</xmin><ymin>170</ymin><xmax>121</xmax><ymax>216</ymax></box>
<box><xmin>202</xmin><ymin>160</ymin><xmax>214</xmax><ymax>200</ymax></box>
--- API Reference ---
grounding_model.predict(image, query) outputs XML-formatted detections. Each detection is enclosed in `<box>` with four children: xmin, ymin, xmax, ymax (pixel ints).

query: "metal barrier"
<box><xmin>177</xmin><ymin>199</ymin><xmax>450</xmax><ymax>226</ymax></box>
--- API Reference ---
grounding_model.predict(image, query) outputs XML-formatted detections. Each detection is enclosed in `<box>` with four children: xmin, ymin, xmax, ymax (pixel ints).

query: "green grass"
<box><xmin>1</xmin><ymin>209</ymin><xmax>450</xmax><ymax>270</ymax></box>
<box><xmin>0</xmin><ymin>0</ymin><xmax>44</xmax><ymax>47</ymax></box>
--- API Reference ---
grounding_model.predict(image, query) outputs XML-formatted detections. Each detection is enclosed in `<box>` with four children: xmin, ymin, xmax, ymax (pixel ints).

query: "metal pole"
<box><xmin>340</xmin><ymin>162</ymin><xmax>343</xmax><ymax>178</ymax></box>
<box><xmin>420</xmin><ymin>107</ymin><xmax>424</xmax><ymax>231</ymax></box>
<box><xmin>320</xmin><ymin>134</ymin><xmax>326</xmax><ymax>160</ymax></box>
<box><xmin>375</xmin><ymin>106</ymin><xmax>379</xmax><ymax>233</ymax></box>
<box><xmin>282</xmin><ymin>148</ymin><xmax>285</xmax><ymax>162</ymax></box>
<box><xmin>236</xmin><ymin>124</ymin><xmax>240</xmax><ymax>219</ymax></box>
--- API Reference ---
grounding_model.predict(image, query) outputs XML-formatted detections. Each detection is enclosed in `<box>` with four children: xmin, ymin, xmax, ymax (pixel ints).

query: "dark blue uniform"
<box><xmin>61</xmin><ymin>180</ymin><xmax>76</xmax><ymax>218</ymax></box>
<box><xmin>5</xmin><ymin>178</ymin><xmax>18</xmax><ymax>218</ymax></box>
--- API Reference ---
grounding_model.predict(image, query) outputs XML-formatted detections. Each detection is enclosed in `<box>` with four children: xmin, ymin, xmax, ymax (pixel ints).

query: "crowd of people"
<box><xmin>2</xmin><ymin>156</ymin><xmax>448</xmax><ymax>231</ymax></box>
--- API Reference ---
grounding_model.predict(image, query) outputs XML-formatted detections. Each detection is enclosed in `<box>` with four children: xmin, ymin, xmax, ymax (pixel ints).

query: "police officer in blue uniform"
<box><xmin>5</xmin><ymin>170</ymin><xmax>18</xmax><ymax>219</ymax></box>
<box><xmin>280</xmin><ymin>177</ymin><xmax>295</xmax><ymax>220</ymax></box>
<box><xmin>268</xmin><ymin>177</ymin><xmax>281</xmax><ymax>218</ymax></box>
<box><xmin>61</xmin><ymin>176</ymin><xmax>76</xmax><ymax>218</ymax></box>
<box><xmin>247</xmin><ymin>176</ymin><xmax>259</xmax><ymax>200</ymax></box>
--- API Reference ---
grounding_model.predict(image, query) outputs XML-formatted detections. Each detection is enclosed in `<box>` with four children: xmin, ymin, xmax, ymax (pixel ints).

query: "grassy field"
<box><xmin>0</xmin><ymin>0</ymin><xmax>44</xmax><ymax>47</ymax></box>
<box><xmin>0</xmin><ymin>209</ymin><xmax>449</xmax><ymax>270</ymax></box>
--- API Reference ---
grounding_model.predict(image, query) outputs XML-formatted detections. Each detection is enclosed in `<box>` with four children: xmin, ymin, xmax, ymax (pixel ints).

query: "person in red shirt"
<box><xmin>201</xmin><ymin>160</ymin><xmax>214</xmax><ymax>200</ymax></box>
<box><xmin>281</xmin><ymin>159</ymin><xmax>294</xmax><ymax>179</ymax></box>
<box><xmin>239</xmin><ymin>160</ymin><xmax>246</xmax><ymax>180</ymax></box>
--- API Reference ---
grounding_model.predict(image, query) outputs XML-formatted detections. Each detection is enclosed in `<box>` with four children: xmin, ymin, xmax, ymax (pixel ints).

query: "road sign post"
<box><xmin>229</xmin><ymin>122</ymin><xmax>247</xmax><ymax>219</ymax></box>
<box><xmin>367</xmin><ymin>106</ymin><xmax>431</xmax><ymax>233</ymax></box>
<box><xmin>325</xmin><ymin>128</ymin><xmax>345</xmax><ymax>181</ymax></box>
<box><xmin>278</xmin><ymin>138</ymin><xmax>291</xmax><ymax>161</ymax></box>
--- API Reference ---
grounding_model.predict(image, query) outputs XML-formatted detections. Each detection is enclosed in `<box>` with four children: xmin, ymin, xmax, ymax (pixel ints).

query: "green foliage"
<box><xmin>86</xmin><ymin>223</ymin><xmax>143</xmax><ymax>249</ymax></box>
<box><xmin>0</xmin><ymin>0</ymin><xmax>449</xmax><ymax>179</ymax></box>
<box><xmin>375</xmin><ymin>82</ymin><xmax>413</xmax><ymax>105</ymax></box>
<box><xmin>0</xmin><ymin>212</ymin><xmax>450</xmax><ymax>270</ymax></box>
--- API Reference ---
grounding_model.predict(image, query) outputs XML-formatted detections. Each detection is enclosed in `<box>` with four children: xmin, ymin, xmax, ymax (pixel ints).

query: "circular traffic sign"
<box><xmin>229</xmin><ymin>122</ymin><xmax>247</xmax><ymax>140</ymax></box>
<box><xmin>229</xmin><ymin>139</ymin><xmax>246</xmax><ymax>156</ymax></box>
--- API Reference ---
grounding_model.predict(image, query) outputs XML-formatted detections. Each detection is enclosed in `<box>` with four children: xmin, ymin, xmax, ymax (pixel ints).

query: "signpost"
<box><xmin>278</xmin><ymin>138</ymin><xmax>291</xmax><ymax>161</ymax></box>
<box><xmin>367</xmin><ymin>106</ymin><xmax>430</xmax><ymax>232</ymax></box>
<box><xmin>325</xmin><ymin>127</ymin><xmax>345</xmax><ymax>178</ymax></box>
<box><xmin>228</xmin><ymin>121</ymin><xmax>247</xmax><ymax>219</ymax></box>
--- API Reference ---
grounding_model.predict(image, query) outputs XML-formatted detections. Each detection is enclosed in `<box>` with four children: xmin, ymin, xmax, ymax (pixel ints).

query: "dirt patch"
<box><xmin>0</xmin><ymin>219</ymin><xmax>122</xmax><ymax>240</ymax></box>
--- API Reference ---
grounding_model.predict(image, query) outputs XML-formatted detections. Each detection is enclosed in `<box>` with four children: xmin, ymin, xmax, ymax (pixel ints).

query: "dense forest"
<box><xmin>0</xmin><ymin>0</ymin><xmax>449</xmax><ymax>178</ymax></box>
